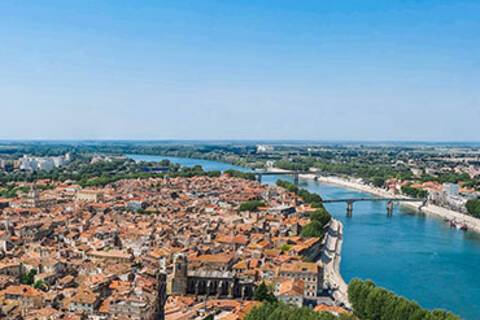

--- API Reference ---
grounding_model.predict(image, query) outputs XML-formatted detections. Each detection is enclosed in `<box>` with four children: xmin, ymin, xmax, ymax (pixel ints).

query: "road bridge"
<box><xmin>321</xmin><ymin>197</ymin><xmax>427</xmax><ymax>217</ymax></box>
<box><xmin>253</xmin><ymin>170</ymin><xmax>311</xmax><ymax>186</ymax></box>
<box><xmin>253</xmin><ymin>170</ymin><xmax>428</xmax><ymax>216</ymax></box>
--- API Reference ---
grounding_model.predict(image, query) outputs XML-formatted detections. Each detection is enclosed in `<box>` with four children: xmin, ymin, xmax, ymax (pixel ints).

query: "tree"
<box><xmin>428</xmin><ymin>310</ymin><xmax>462</xmax><ymax>320</ymax></box>
<box><xmin>300</xmin><ymin>207</ymin><xmax>331</xmax><ymax>239</ymax></box>
<box><xmin>364</xmin><ymin>287</ymin><xmax>389</xmax><ymax>319</ymax></box>
<box><xmin>246</xmin><ymin>303</ymin><xmax>278</xmax><ymax>320</ymax></box>
<box><xmin>253</xmin><ymin>282</ymin><xmax>277</xmax><ymax>303</ymax></box>
<box><xmin>348</xmin><ymin>279</ymin><xmax>460</xmax><ymax>320</ymax></box>
<box><xmin>245</xmin><ymin>302</ymin><xmax>339</xmax><ymax>320</ymax></box>
<box><xmin>20</xmin><ymin>269</ymin><xmax>37</xmax><ymax>285</ymax></box>
<box><xmin>276</xmin><ymin>179</ymin><xmax>299</xmax><ymax>194</ymax></box>
<box><xmin>371</xmin><ymin>177</ymin><xmax>385</xmax><ymax>188</ymax></box>
<box><xmin>466</xmin><ymin>199</ymin><xmax>480</xmax><ymax>218</ymax></box>
<box><xmin>276</xmin><ymin>180</ymin><xmax>329</xmax><ymax>216</ymax></box>
<box><xmin>301</xmin><ymin>220</ymin><xmax>325</xmax><ymax>238</ymax></box>
<box><xmin>401</xmin><ymin>185</ymin><xmax>427</xmax><ymax>198</ymax></box>
<box><xmin>239</xmin><ymin>200</ymin><xmax>265</xmax><ymax>212</ymax></box>
<box><xmin>34</xmin><ymin>279</ymin><xmax>47</xmax><ymax>291</ymax></box>
<box><xmin>224</xmin><ymin>169</ymin><xmax>256</xmax><ymax>181</ymax></box>
<box><xmin>309</xmin><ymin>208</ymin><xmax>331</xmax><ymax>226</ymax></box>
<box><xmin>206</xmin><ymin>170</ymin><xmax>221</xmax><ymax>178</ymax></box>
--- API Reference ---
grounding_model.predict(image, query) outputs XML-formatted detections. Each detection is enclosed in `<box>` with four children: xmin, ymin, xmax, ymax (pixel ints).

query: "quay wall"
<box><xmin>319</xmin><ymin>218</ymin><xmax>350</xmax><ymax>308</ymax></box>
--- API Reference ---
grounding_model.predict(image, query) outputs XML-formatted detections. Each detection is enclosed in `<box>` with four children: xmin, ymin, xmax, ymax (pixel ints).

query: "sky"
<box><xmin>0</xmin><ymin>0</ymin><xmax>479</xmax><ymax>141</ymax></box>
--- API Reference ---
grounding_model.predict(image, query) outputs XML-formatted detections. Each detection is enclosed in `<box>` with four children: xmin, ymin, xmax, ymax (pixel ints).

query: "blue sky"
<box><xmin>0</xmin><ymin>0</ymin><xmax>478</xmax><ymax>141</ymax></box>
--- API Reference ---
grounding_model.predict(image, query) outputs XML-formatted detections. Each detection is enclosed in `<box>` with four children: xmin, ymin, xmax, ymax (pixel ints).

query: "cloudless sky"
<box><xmin>0</xmin><ymin>0</ymin><xmax>479</xmax><ymax>141</ymax></box>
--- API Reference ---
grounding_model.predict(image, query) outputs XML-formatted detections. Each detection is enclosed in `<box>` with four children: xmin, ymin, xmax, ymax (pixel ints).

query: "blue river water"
<box><xmin>129</xmin><ymin>154</ymin><xmax>480</xmax><ymax>319</ymax></box>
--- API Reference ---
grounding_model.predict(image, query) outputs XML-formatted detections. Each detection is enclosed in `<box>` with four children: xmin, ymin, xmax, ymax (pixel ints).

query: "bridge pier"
<box><xmin>346</xmin><ymin>201</ymin><xmax>353</xmax><ymax>217</ymax></box>
<box><xmin>387</xmin><ymin>200</ymin><xmax>394</xmax><ymax>216</ymax></box>
<box><xmin>293</xmin><ymin>173</ymin><xmax>299</xmax><ymax>186</ymax></box>
<box><xmin>256</xmin><ymin>174</ymin><xmax>262</xmax><ymax>184</ymax></box>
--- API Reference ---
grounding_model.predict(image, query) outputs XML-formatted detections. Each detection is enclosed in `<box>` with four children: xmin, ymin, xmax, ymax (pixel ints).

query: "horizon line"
<box><xmin>0</xmin><ymin>139</ymin><xmax>479</xmax><ymax>144</ymax></box>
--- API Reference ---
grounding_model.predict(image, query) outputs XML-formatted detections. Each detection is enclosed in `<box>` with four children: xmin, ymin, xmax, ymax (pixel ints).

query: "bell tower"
<box><xmin>171</xmin><ymin>253</ymin><xmax>188</xmax><ymax>295</ymax></box>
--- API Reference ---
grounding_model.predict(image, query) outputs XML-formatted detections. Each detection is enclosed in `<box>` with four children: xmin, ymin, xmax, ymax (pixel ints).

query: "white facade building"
<box><xmin>17</xmin><ymin>153</ymin><xmax>71</xmax><ymax>172</ymax></box>
<box><xmin>429</xmin><ymin>183</ymin><xmax>468</xmax><ymax>213</ymax></box>
<box><xmin>257</xmin><ymin>145</ymin><xmax>274</xmax><ymax>153</ymax></box>
<box><xmin>37</xmin><ymin>159</ymin><xmax>55</xmax><ymax>171</ymax></box>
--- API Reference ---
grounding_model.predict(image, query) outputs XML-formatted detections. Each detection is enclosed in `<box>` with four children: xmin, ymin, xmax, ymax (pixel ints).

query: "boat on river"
<box><xmin>449</xmin><ymin>219</ymin><xmax>468</xmax><ymax>231</ymax></box>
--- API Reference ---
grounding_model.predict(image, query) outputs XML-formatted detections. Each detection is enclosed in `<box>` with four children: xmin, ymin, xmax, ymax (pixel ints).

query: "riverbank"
<box><xmin>320</xmin><ymin>218</ymin><xmax>350</xmax><ymax>308</ymax></box>
<box><xmin>303</xmin><ymin>174</ymin><xmax>480</xmax><ymax>233</ymax></box>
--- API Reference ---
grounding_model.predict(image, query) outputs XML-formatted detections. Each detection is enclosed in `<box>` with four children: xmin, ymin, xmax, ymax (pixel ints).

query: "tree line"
<box><xmin>275</xmin><ymin>179</ymin><xmax>331</xmax><ymax>238</ymax></box>
<box><xmin>348</xmin><ymin>279</ymin><xmax>459</xmax><ymax>320</ymax></box>
<box><xmin>401</xmin><ymin>185</ymin><xmax>428</xmax><ymax>198</ymax></box>
<box><xmin>245</xmin><ymin>302</ymin><xmax>355</xmax><ymax>320</ymax></box>
<box><xmin>246</xmin><ymin>279</ymin><xmax>460</xmax><ymax>320</ymax></box>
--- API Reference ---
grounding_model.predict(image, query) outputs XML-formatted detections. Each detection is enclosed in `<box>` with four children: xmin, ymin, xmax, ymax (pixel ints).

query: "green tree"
<box><xmin>246</xmin><ymin>303</ymin><xmax>278</xmax><ymax>320</ymax></box>
<box><xmin>20</xmin><ymin>269</ymin><xmax>37</xmax><ymax>285</ymax></box>
<box><xmin>401</xmin><ymin>185</ymin><xmax>428</xmax><ymax>198</ymax></box>
<box><xmin>253</xmin><ymin>282</ymin><xmax>277</xmax><ymax>303</ymax></box>
<box><xmin>301</xmin><ymin>220</ymin><xmax>326</xmax><ymax>238</ymax></box>
<box><xmin>371</xmin><ymin>177</ymin><xmax>385</xmax><ymax>188</ymax></box>
<box><xmin>276</xmin><ymin>180</ymin><xmax>330</xmax><ymax>217</ymax></box>
<box><xmin>33</xmin><ymin>279</ymin><xmax>47</xmax><ymax>291</ymax></box>
<box><xmin>428</xmin><ymin>310</ymin><xmax>461</xmax><ymax>320</ymax></box>
<box><xmin>466</xmin><ymin>199</ymin><xmax>480</xmax><ymax>218</ymax></box>
<box><xmin>276</xmin><ymin>179</ymin><xmax>299</xmax><ymax>194</ymax></box>
<box><xmin>239</xmin><ymin>200</ymin><xmax>265</xmax><ymax>212</ymax></box>
<box><xmin>309</xmin><ymin>208</ymin><xmax>332</xmax><ymax>226</ymax></box>
<box><xmin>245</xmin><ymin>302</ymin><xmax>339</xmax><ymax>320</ymax></box>
<box><xmin>348</xmin><ymin>279</ymin><xmax>460</xmax><ymax>320</ymax></box>
<box><xmin>224</xmin><ymin>169</ymin><xmax>256</xmax><ymax>181</ymax></box>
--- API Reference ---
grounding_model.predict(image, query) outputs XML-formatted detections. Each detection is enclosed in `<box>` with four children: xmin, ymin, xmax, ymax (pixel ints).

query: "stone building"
<box><xmin>168</xmin><ymin>254</ymin><xmax>255</xmax><ymax>299</ymax></box>
<box><xmin>170</xmin><ymin>254</ymin><xmax>188</xmax><ymax>295</ymax></box>
<box><xmin>278</xmin><ymin>262</ymin><xmax>323</xmax><ymax>299</ymax></box>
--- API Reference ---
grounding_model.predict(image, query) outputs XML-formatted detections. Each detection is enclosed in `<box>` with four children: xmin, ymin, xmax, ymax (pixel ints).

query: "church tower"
<box><xmin>171</xmin><ymin>253</ymin><xmax>188</xmax><ymax>295</ymax></box>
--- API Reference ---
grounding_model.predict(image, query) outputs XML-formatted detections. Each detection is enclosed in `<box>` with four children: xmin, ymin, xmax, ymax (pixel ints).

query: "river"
<box><xmin>129</xmin><ymin>154</ymin><xmax>480</xmax><ymax>319</ymax></box>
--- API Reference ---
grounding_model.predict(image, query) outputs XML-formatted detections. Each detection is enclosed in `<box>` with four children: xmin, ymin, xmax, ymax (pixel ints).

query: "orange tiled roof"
<box><xmin>277</xmin><ymin>278</ymin><xmax>304</xmax><ymax>296</ymax></box>
<box><xmin>314</xmin><ymin>304</ymin><xmax>349</xmax><ymax>315</ymax></box>
<box><xmin>2</xmin><ymin>284</ymin><xmax>42</xmax><ymax>298</ymax></box>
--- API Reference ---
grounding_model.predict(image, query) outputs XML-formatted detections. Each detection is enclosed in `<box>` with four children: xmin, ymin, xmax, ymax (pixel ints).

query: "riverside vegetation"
<box><xmin>276</xmin><ymin>179</ymin><xmax>331</xmax><ymax>238</ymax></box>
<box><xmin>348</xmin><ymin>279</ymin><xmax>459</xmax><ymax>320</ymax></box>
<box><xmin>245</xmin><ymin>280</ymin><xmax>459</xmax><ymax>320</ymax></box>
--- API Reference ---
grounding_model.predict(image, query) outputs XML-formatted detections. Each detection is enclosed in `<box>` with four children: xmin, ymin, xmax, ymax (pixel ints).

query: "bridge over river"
<box><xmin>321</xmin><ymin>197</ymin><xmax>427</xmax><ymax>216</ymax></box>
<box><xmin>253</xmin><ymin>170</ymin><xmax>427</xmax><ymax>216</ymax></box>
<box><xmin>253</xmin><ymin>170</ymin><xmax>311</xmax><ymax>185</ymax></box>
